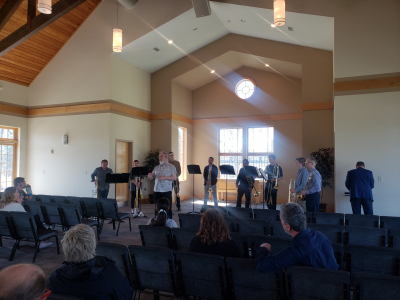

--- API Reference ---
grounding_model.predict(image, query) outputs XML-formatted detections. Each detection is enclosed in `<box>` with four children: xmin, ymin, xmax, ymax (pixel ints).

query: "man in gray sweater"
<box><xmin>91</xmin><ymin>159</ymin><xmax>113</xmax><ymax>199</ymax></box>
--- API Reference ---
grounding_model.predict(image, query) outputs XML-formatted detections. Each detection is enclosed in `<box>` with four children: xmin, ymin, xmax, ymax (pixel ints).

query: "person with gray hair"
<box><xmin>256</xmin><ymin>203</ymin><xmax>338</xmax><ymax>272</ymax></box>
<box><xmin>47</xmin><ymin>224</ymin><xmax>133</xmax><ymax>299</ymax></box>
<box><xmin>298</xmin><ymin>156</ymin><xmax>322</xmax><ymax>212</ymax></box>
<box><xmin>0</xmin><ymin>264</ymin><xmax>46</xmax><ymax>300</ymax></box>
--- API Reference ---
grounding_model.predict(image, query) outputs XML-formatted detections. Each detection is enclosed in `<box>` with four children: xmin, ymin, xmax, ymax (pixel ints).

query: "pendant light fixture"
<box><xmin>274</xmin><ymin>0</ymin><xmax>285</xmax><ymax>27</ymax></box>
<box><xmin>37</xmin><ymin>0</ymin><xmax>52</xmax><ymax>14</ymax></box>
<box><xmin>113</xmin><ymin>1</ymin><xmax>122</xmax><ymax>52</ymax></box>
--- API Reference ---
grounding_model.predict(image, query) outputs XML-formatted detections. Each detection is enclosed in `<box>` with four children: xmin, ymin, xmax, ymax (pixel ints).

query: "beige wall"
<box><xmin>0</xmin><ymin>81</ymin><xmax>29</xmax><ymax>106</ymax></box>
<box><xmin>171</xmin><ymin>82</ymin><xmax>192</xmax><ymax>119</ymax></box>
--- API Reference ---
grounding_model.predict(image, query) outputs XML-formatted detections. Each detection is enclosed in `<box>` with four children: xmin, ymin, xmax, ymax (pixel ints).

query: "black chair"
<box><xmin>305</xmin><ymin>211</ymin><xmax>312</xmax><ymax>223</ymax></box>
<box><xmin>48</xmin><ymin>294</ymin><xmax>85</xmax><ymax>300</ymax></box>
<box><xmin>175</xmin><ymin>250</ymin><xmax>227</xmax><ymax>300</ymax></box>
<box><xmin>58</xmin><ymin>204</ymin><xmax>99</xmax><ymax>240</ymax></box>
<box><xmin>8</xmin><ymin>211</ymin><xmax>59</xmax><ymax>262</ymax></box>
<box><xmin>0</xmin><ymin>211</ymin><xmax>18</xmax><ymax>260</ymax></box>
<box><xmin>249</xmin><ymin>235</ymin><xmax>291</xmax><ymax>258</ymax></box>
<box><xmin>51</xmin><ymin>195</ymin><xmax>68</xmax><ymax>204</ymax></box>
<box><xmin>172</xmin><ymin>227</ymin><xmax>198</xmax><ymax>251</ymax></box>
<box><xmin>380</xmin><ymin>216</ymin><xmax>400</xmax><ymax>230</ymax></box>
<box><xmin>226</xmin><ymin>257</ymin><xmax>283</xmax><ymax>300</ymax></box>
<box><xmin>285</xmin><ymin>266</ymin><xmax>351</xmax><ymax>300</ymax></box>
<box><xmin>253</xmin><ymin>209</ymin><xmax>280</xmax><ymax>224</ymax></box>
<box><xmin>96</xmin><ymin>242</ymin><xmax>133</xmax><ymax>285</ymax></box>
<box><xmin>229</xmin><ymin>232</ymin><xmax>249</xmax><ymax>258</ymax></box>
<box><xmin>80</xmin><ymin>197</ymin><xmax>100</xmax><ymax>219</ymax></box>
<box><xmin>205</xmin><ymin>205</ymin><xmax>227</xmax><ymax>216</ymax></box>
<box><xmin>308</xmin><ymin>224</ymin><xmax>344</xmax><ymax>244</ymax></box>
<box><xmin>345</xmin><ymin>214</ymin><xmax>379</xmax><ymax>228</ymax></box>
<box><xmin>37</xmin><ymin>194</ymin><xmax>53</xmax><ymax>203</ymax></box>
<box><xmin>226</xmin><ymin>217</ymin><xmax>268</xmax><ymax>235</ymax></box>
<box><xmin>353</xmin><ymin>272</ymin><xmax>400</xmax><ymax>300</ymax></box>
<box><xmin>332</xmin><ymin>243</ymin><xmax>344</xmax><ymax>270</ymax></box>
<box><xmin>178</xmin><ymin>213</ymin><xmax>201</xmax><ymax>229</ymax></box>
<box><xmin>41</xmin><ymin>202</ymin><xmax>63</xmax><ymax>227</ymax></box>
<box><xmin>138</xmin><ymin>225</ymin><xmax>173</xmax><ymax>249</ymax></box>
<box><xmin>344</xmin><ymin>226</ymin><xmax>387</xmax><ymax>247</ymax></box>
<box><xmin>344</xmin><ymin>244</ymin><xmax>400</xmax><ymax>276</ymax></box>
<box><xmin>129</xmin><ymin>245</ymin><xmax>177</xmax><ymax>299</ymax></box>
<box><xmin>313</xmin><ymin>212</ymin><xmax>345</xmax><ymax>225</ymax></box>
<box><xmin>66</xmin><ymin>197</ymin><xmax>83</xmax><ymax>215</ymax></box>
<box><xmin>270</xmin><ymin>221</ymin><xmax>288</xmax><ymax>238</ymax></box>
<box><xmin>388</xmin><ymin>229</ymin><xmax>400</xmax><ymax>248</ymax></box>
<box><xmin>228</xmin><ymin>207</ymin><xmax>253</xmax><ymax>219</ymax></box>
<box><xmin>23</xmin><ymin>200</ymin><xmax>46</xmax><ymax>225</ymax></box>
<box><xmin>97</xmin><ymin>199</ymin><xmax>131</xmax><ymax>236</ymax></box>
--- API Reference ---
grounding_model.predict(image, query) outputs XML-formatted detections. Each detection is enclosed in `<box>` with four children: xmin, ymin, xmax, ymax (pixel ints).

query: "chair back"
<box><xmin>98</xmin><ymin>199</ymin><xmax>118</xmax><ymax>219</ymax></box>
<box><xmin>175</xmin><ymin>250</ymin><xmax>227</xmax><ymax>300</ymax></box>
<box><xmin>58</xmin><ymin>204</ymin><xmax>81</xmax><ymax>228</ymax></box>
<box><xmin>388</xmin><ymin>229</ymin><xmax>400</xmax><ymax>248</ymax></box>
<box><xmin>96</xmin><ymin>242</ymin><xmax>132</xmax><ymax>284</ymax></box>
<box><xmin>253</xmin><ymin>209</ymin><xmax>280</xmax><ymax>223</ymax></box>
<box><xmin>66</xmin><ymin>197</ymin><xmax>83</xmax><ymax>215</ymax></box>
<box><xmin>308</xmin><ymin>224</ymin><xmax>344</xmax><ymax>244</ymax></box>
<box><xmin>129</xmin><ymin>245</ymin><xmax>177</xmax><ymax>294</ymax></box>
<box><xmin>344</xmin><ymin>226</ymin><xmax>387</xmax><ymax>247</ymax></box>
<box><xmin>37</xmin><ymin>194</ymin><xmax>53</xmax><ymax>203</ymax></box>
<box><xmin>226</xmin><ymin>257</ymin><xmax>283</xmax><ymax>300</ymax></box>
<box><xmin>270</xmin><ymin>221</ymin><xmax>288</xmax><ymax>238</ymax></box>
<box><xmin>172</xmin><ymin>228</ymin><xmax>198</xmax><ymax>251</ymax></box>
<box><xmin>227</xmin><ymin>217</ymin><xmax>268</xmax><ymax>235</ymax></box>
<box><xmin>380</xmin><ymin>216</ymin><xmax>400</xmax><ymax>230</ymax></box>
<box><xmin>305</xmin><ymin>211</ymin><xmax>312</xmax><ymax>223</ymax></box>
<box><xmin>249</xmin><ymin>235</ymin><xmax>291</xmax><ymax>258</ymax></box>
<box><xmin>42</xmin><ymin>202</ymin><xmax>62</xmax><ymax>226</ymax></box>
<box><xmin>52</xmin><ymin>196</ymin><xmax>68</xmax><ymax>204</ymax></box>
<box><xmin>9</xmin><ymin>211</ymin><xmax>37</xmax><ymax>240</ymax></box>
<box><xmin>80</xmin><ymin>198</ymin><xmax>100</xmax><ymax>218</ymax></box>
<box><xmin>229</xmin><ymin>232</ymin><xmax>249</xmax><ymax>258</ymax></box>
<box><xmin>138</xmin><ymin>225</ymin><xmax>173</xmax><ymax>249</ymax></box>
<box><xmin>0</xmin><ymin>211</ymin><xmax>14</xmax><ymax>238</ymax></box>
<box><xmin>228</xmin><ymin>207</ymin><xmax>253</xmax><ymax>219</ymax></box>
<box><xmin>332</xmin><ymin>243</ymin><xmax>344</xmax><ymax>270</ymax></box>
<box><xmin>344</xmin><ymin>214</ymin><xmax>379</xmax><ymax>228</ymax></box>
<box><xmin>285</xmin><ymin>266</ymin><xmax>350</xmax><ymax>300</ymax></box>
<box><xmin>353</xmin><ymin>272</ymin><xmax>400</xmax><ymax>300</ymax></box>
<box><xmin>313</xmin><ymin>212</ymin><xmax>345</xmax><ymax>226</ymax></box>
<box><xmin>178</xmin><ymin>213</ymin><xmax>201</xmax><ymax>229</ymax></box>
<box><xmin>205</xmin><ymin>205</ymin><xmax>227</xmax><ymax>216</ymax></box>
<box><xmin>23</xmin><ymin>200</ymin><xmax>45</xmax><ymax>222</ymax></box>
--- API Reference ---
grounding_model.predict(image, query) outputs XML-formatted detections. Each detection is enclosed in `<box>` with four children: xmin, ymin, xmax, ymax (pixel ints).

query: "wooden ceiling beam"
<box><xmin>0</xmin><ymin>0</ymin><xmax>25</xmax><ymax>32</ymax></box>
<box><xmin>0</xmin><ymin>0</ymin><xmax>87</xmax><ymax>57</ymax></box>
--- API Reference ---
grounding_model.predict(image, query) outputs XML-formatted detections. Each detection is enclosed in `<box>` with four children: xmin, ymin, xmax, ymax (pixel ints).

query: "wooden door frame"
<box><xmin>115</xmin><ymin>139</ymin><xmax>133</xmax><ymax>207</ymax></box>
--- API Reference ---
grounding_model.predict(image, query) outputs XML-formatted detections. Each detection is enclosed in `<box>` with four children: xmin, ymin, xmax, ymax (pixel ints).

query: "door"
<box><xmin>116</xmin><ymin>141</ymin><xmax>132</xmax><ymax>203</ymax></box>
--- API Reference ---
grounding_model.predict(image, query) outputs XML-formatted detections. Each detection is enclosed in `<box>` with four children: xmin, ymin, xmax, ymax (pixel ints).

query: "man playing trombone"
<box><xmin>291</xmin><ymin>157</ymin><xmax>308</xmax><ymax>211</ymax></box>
<box><xmin>202</xmin><ymin>157</ymin><xmax>219</xmax><ymax>211</ymax></box>
<box><xmin>264</xmin><ymin>154</ymin><xmax>283</xmax><ymax>210</ymax></box>
<box><xmin>236</xmin><ymin>159</ymin><xmax>253</xmax><ymax>208</ymax></box>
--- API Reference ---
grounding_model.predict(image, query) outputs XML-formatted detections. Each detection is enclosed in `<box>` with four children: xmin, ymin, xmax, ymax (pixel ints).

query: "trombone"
<box><xmin>288</xmin><ymin>178</ymin><xmax>297</xmax><ymax>203</ymax></box>
<box><xmin>273</xmin><ymin>164</ymin><xmax>280</xmax><ymax>189</ymax></box>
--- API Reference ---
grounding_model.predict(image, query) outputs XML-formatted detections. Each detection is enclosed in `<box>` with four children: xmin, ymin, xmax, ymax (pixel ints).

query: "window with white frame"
<box><xmin>247</xmin><ymin>127</ymin><xmax>274</xmax><ymax>170</ymax></box>
<box><xmin>0</xmin><ymin>126</ymin><xmax>18</xmax><ymax>192</ymax></box>
<box><xmin>178</xmin><ymin>127</ymin><xmax>187</xmax><ymax>181</ymax></box>
<box><xmin>219</xmin><ymin>128</ymin><xmax>243</xmax><ymax>179</ymax></box>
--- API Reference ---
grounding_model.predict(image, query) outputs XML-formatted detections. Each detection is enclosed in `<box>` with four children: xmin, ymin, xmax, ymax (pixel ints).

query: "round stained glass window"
<box><xmin>235</xmin><ymin>78</ymin><xmax>255</xmax><ymax>100</ymax></box>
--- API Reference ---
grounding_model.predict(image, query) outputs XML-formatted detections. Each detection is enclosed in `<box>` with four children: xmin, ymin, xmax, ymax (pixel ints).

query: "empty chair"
<box><xmin>353</xmin><ymin>272</ymin><xmax>400</xmax><ymax>300</ymax></box>
<box><xmin>175</xmin><ymin>250</ymin><xmax>227</xmax><ymax>300</ymax></box>
<box><xmin>178</xmin><ymin>213</ymin><xmax>201</xmax><ymax>229</ymax></box>
<box><xmin>80</xmin><ymin>197</ymin><xmax>100</xmax><ymax>219</ymax></box>
<box><xmin>96</xmin><ymin>242</ymin><xmax>132</xmax><ymax>284</ymax></box>
<box><xmin>345</xmin><ymin>214</ymin><xmax>379</xmax><ymax>228</ymax></box>
<box><xmin>129</xmin><ymin>245</ymin><xmax>177</xmax><ymax>299</ymax></box>
<box><xmin>285</xmin><ymin>266</ymin><xmax>351</xmax><ymax>300</ymax></box>
<box><xmin>172</xmin><ymin>227</ymin><xmax>198</xmax><ymax>251</ymax></box>
<box><xmin>226</xmin><ymin>257</ymin><xmax>283</xmax><ymax>300</ymax></box>
<box><xmin>228</xmin><ymin>207</ymin><xmax>253</xmax><ymax>219</ymax></box>
<box><xmin>270</xmin><ymin>221</ymin><xmax>288</xmax><ymax>238</ymax></box>
<box><xmin>37</xmin><ymin>194</ymin><xmax>53</xmax><ymax>203</ymax></box>
<box><xmin>23</xmin><ymin>200</ymin><xmax>46</xmax><ymax>225</ymax></box>
<box><xmin>344</xmin><ymin>244</ymin><xmax>400</xmax><ymax>276</ymax></box>
<box><xmin>305</xmin><ymin>211</ymin><xmax>312</xmax><ymax>223</ymax></box>
<box><xmin>380</xmin><ymin>216</ymin><xmax>400</xmax><ymax>230</ymax></box>
<box><xmin>51</xmin><ymin>196</ymin><xmax>68</xmax><ymax>204</ymax></box>
<box><xmin>308</xmin><ymin>224</ymin><xmax>343</xmax><ymax>244</ymax></box>
<box><xmin>66</xmin><ymin>197</ymin><xmax>83</xmax><ymax>215</ymax></box>
<box><xmin>97</xmin><ymin>199</ymin><xmax>131</xmax><ymax>236</ymax></box>
<box><xmin>8</xmin><ymin>211</ymin><xmax>59</xmax><ymax>262</ymax></box>
<box><xmin>229</xmin><ymin>232</ymin><xmax>249</xmax><ymax>258</ymax></box>
<box><xmin>138</xmin><ymin>225</ymin><xmax>173</xmax><ymax>248</ymax></box>
<box><xmin>388</xmin><ymin>229</ymin><xmax>400</xmax><ymax>248</ymax></box>
<box><xmin>344</xmin><ymin>226</ymin><xmax>387</xmax><ymax>247</ymax></box>
<box><xmin>332</xmin><ymin>243</ymin><xmax>344</xmax><ymax>270</ymax></box>
<box><xmin>0</xmin><ymin>211</ymin><xmax>18</xmax><ymax>260</ymax></box>
<box><xmin>253</xmin><ymin>209</ymin><xmax>280</xmax><ymax>223</ymax></box>
<box><xmin>313</xmin><ymin>212</ymin><xmax>345</xmax><ymax>226</ymax></box>
<box><xmin>227</xmin><ymin>217</ymin><xmax>269</xmax><ymax>235</ymax></box>
<box><xmin>205</xmin><ymin>205</ymin><xmax>227</xmax><ymax>216</ymax></box>
<box><xmin>41</xmin><ymin>202</ymin><xmax>63</xmax><ymax>226</ymax></box>
<box><xmin>250</xmin><ymin>235</ymin><xmax>292</xmax><ymax>258</ymax></box>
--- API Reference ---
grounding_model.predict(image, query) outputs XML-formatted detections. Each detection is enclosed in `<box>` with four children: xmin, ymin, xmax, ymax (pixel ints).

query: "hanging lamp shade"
<box><xmin>274</xmin><ymin>0</ymin><xmax>285</xmax><ymax>27</ymax></box>
<box><xmin>113</xmin><ymin>28</ymin><xmax>122</xmax><ymax>52</ymax></box>
<box><xmin>37</xmin><ymin>0</ymin><xmax>52</xmax><ymax>14</ymax></box>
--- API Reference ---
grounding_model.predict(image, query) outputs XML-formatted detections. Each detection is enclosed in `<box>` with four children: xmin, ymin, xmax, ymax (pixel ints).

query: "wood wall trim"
<box><xmin>334</xmin><ymin>76</ymin><xmax>400</xmax><ymax>93</ymax></box>
<box><xmin>28</xmin><ymin>102</ymin><xmax>111</xmax><ymax>117</ymax></box>
<box><xmin>0</xmin><ymin>102</ymin><xmax>28</xmax><ymax>116</ymax></box>
<box><xmin>192</xmin><ymin>113</ymin><xmax>302</xmax><ymax>124</ymax></box>
<box><xmin>301</xmin><ymin>102</ymin><xmax>333</xmax><ymax>111</ymax></box>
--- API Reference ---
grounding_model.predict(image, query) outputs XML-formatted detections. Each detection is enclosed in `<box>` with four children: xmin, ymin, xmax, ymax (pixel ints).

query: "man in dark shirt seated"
<box><xmin>47</xmin><ymin>224</ymin><xmax>134</xmax><ymax>300</ymax></box>
<box><xmin>256</xmin><ymin>202</ymin><xmax>338</xmax><ymax>272</ymax></box>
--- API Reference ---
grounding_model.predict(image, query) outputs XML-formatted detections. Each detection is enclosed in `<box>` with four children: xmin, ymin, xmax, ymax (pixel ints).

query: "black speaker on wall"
<box><xmin>191</xmin><ymin>0</ymin><xmax>211</xmax><ymax>18</ymax></box>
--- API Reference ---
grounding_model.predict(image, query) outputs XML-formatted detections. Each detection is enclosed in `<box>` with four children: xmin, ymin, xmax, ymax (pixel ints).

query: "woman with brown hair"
<box><xmin>0</xmin><ymin>187</ymin><xmax>25</xmax><ymax>211</ymax></box>
<box><xmin>189</xmin><ymin>209</ymin><xmax>241</xmax><ymax>258</ymax></box>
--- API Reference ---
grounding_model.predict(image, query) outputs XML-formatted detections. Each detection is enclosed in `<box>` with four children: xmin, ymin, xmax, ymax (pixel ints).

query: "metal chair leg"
<box><xmin>55</xmin><ymin>235</ymin><xmax>60</xmax><ymax>255</ymax></box>
<box><xmin>9</xmin><ymin>240</ymin><xmax>18</xmax><ymax>261</ymax></box>
<box><xmin>128</xmin><ymin>217</ymin><xmax>132</xmax><ymax>231</ymax></box>
<box><xmin>96</xmin><ymin>225</ymin><xmax>100</xmax><ymax>241</ymax></box>
<box><xmin>116</xmin><ymin>221</ymin><xmax>121</xmax><ymax>236</ymax></box>
<box><xmin>32</xmin><ymin>242</ymin><xmax>40</xmax><ymax>263</ymax></box>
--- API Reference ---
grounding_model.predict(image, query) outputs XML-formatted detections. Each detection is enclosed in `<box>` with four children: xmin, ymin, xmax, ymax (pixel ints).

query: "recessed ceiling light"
<box><xmin>241</xmin><ymin>20</ymin><xmax>246</xmax><ymax>22</ymax></box>
<box><xmin>211</xmin><ymin>70</ymin><xmax>215</xmax><ymax>73</ymax></box>
<box><xmin>271</xmin><ymin>24</ymin><xmax>276</xmax><ymax>28</ymax></box>
<box><xmin>265</xmin><ymin>64</ymin><xmax>269</xmax><ymax>67</ymax></box>
<box><xmin>168</xmin><ymin>40</ymin><xmax>173</xmax><ymax>44</ymax></box>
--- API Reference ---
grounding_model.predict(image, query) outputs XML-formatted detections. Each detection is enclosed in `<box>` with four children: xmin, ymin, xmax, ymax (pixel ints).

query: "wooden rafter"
<box><xmin>0</xmin><ymin>0</ymin><xmax>24</xmax><ymax>32</ymax></box>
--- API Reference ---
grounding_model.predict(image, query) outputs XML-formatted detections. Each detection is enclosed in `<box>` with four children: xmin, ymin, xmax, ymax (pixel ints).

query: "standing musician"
<box><xmin>168</xmin><ymin>151</ymin><xmax>182</xmax><ymax>211</ymax></box>
<box><xmin>202</xmin><ymin>157</ymin><xmax>219</xmax><ymax>211</ymax></box>
<box><xmin>264</xmin><ymin>154</ymin><xmax>283</xmax><ymax>210</ymax></box>
<box><xmin>236</xmin><ymin>159</ymin><xmax>253</xmax><ymax>208</ymax></box>
<box><xmin>91</xmin><ymin>159</ymin><xmax>113</xmax><ymax>199</ymax></box>
<box><xmin>299</xmin><ymin>157</ymin><xmax>322</xmax><ymax>212</ymax></box>
<box><xmin>129</xmin><ymin>160</ymin><xmax>143</xmax><ymax>217</ymax></box>
<box><xmin>291</xmin><ymin>157</ymin><xmax>309</xmax><ymax>211</ymax></box>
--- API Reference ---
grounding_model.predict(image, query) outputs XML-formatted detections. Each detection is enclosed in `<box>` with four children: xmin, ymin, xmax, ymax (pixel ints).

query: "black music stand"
<box><xmin>130</xmin><ymin>167</ymin><xmax>149</xmax><ymax>218</ymax></box>
<box><xmin>259</xmin><ymin>168</ymin><xmax>268</xmax><ymax>209</ymax></box>
<box><xmin>105</xmin><ymin>173</ymin><xmax>130</xmax><ymax>201</ymax></box>
<box><xmin>187</xmin><ymin>164</ymin><xmax>202</xmax><ymax>214</ymax></box>
<box><xmin>219</xmin><ymin>165</ymin><xmax>235</xmax><ymax>209</ymax></box>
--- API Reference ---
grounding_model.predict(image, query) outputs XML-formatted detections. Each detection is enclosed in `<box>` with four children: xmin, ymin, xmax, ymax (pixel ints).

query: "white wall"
<box><xmin>0</xmin><ymin>81</ymin><xmax>29</xmax><ymax>106</ymax></box>
<box><xmin>27</xmin><ymin>114</ymin><xmax>110</xmax><ymax>197</ymax></box>
<box><xmin>334</xmin><ymin>91</ymin><xmax>400</xmax><ymax>216</ymax></box>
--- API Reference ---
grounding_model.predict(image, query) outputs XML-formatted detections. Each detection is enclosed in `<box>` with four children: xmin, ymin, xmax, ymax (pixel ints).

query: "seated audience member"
<box><xmin>256</xmin><ymin>202</ymin><xmax>338</xmax><ymax>272</ymax></box>
<box><xmin>0</xmin><ymin>264</ymin><xmax>46</xmax><ymax>300</ymax></box>
<box><xmin>0</xmin><ymin>187</ymin><xmax>52</xmax><ymax>249</ymax></box>
<box><xmin>189</xmin><ymin>209</ymin><xmax>241</xmax><ymax>258</ymax></box>
<box><xmin>47</xmin><ymin>224</ymin><xmax>134</xmax><ymax>300</ymax></box>
<box><xmin>147</xmin><ymin>197</ymin><xmax>178</xmax><ymax>228</ymax></box>
<box><xmin>14</xmin><ymin>177</ymin><xmax>33</xmax><ymax>200</ymax></box>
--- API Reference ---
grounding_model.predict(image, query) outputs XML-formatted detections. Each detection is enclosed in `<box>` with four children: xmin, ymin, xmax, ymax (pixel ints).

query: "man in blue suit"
<box><xmin>345</xmin><ymin>161</ymin><xmax>375</xmax><ymax>215</ymax></box>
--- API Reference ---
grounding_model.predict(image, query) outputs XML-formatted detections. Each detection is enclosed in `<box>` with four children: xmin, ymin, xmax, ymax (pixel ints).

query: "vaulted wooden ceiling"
<box><xmin>0</xmin><ymin>0</ymin><xmax>101</xmax><ymax>86</ymax></box>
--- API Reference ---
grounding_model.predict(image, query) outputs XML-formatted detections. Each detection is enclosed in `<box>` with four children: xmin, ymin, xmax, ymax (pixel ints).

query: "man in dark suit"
<box><xmin>345</xmin><ymin>161</ymin><xmax>375</xmax><ymax>215</ymax></box>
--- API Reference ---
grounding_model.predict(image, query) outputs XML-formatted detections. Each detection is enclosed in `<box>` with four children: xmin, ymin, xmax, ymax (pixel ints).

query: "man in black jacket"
<box><xmin>236</xmin><ymin>159</ymin><xmax>253</xmax><ymax>208</ymax></box>
<box><xmin>202</xmin><ymin>157</ymin><xmax>219</xmax><ymax>211</ymax></box>
<box><xmin>47</xmin><ymin>224</ymin><xmax>133</xmax><ymax>300</ymax></box>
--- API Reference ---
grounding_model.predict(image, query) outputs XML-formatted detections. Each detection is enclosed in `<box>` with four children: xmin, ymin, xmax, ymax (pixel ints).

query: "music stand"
<box><xmin>105</xmin><ymin>173</ymin><xmax>130</xmax><ymax>201</ymax></box>
<box><xmin>219</xmin><ymin>165</ymin><xmax>235</xmax><ymax>210</ymax></box>
<box><xmin>259</xmin><ymin>168</ymin><xmax>268</xmax><ymax>210</ymax></box>
<box><xmin>187</xmin><ymin>164</ymin><xmax>202</xmax><ymax>214</ymax></box>
<box><xmin>130</xmin><ymin>167</ymin><xmax>149</xmax><ymax>218</ymax></box>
